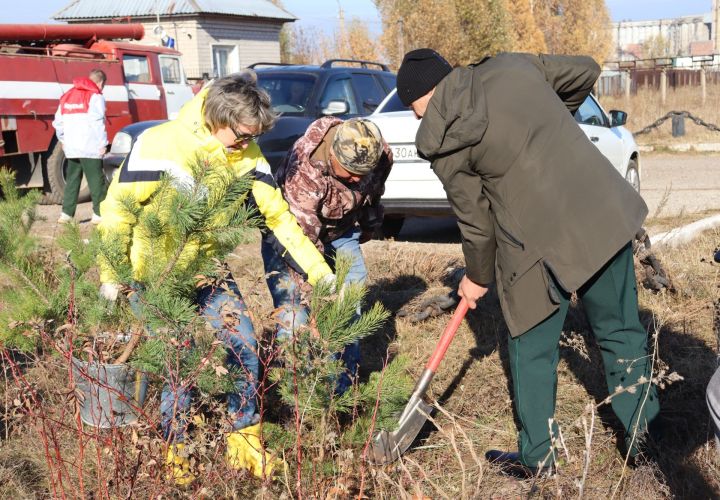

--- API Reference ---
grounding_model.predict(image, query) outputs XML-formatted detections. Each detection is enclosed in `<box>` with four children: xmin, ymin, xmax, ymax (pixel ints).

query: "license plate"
<box><xmin>391</xmin><ymin>144</ymin><xmax>420</xmax><ymax>162</ymax></box>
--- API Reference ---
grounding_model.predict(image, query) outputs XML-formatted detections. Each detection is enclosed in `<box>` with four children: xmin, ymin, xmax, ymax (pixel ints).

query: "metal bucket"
<box><xmin>71</xmin><ymin>357</ymin><xmax>148</xmax><ymax>428</ymax></box>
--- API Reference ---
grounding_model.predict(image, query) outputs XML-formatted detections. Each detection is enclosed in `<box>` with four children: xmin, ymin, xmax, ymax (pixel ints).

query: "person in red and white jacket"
<box><xmin>52</xmin><ymin>69</ymin><xmax>108</xmax><ymax>224</ymax></box>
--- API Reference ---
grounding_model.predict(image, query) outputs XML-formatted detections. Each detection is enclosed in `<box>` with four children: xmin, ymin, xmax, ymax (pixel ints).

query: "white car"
<box><xmin>369</xmin><ymin>89</ymin><xmax>641</xmax><ymax>235</ymax></box>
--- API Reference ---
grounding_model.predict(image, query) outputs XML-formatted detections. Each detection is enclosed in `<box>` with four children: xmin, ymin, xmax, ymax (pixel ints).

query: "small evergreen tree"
<box><xmin>94</xmin><ymin>155</ymin><xmax>259</xmax><ymax>394</ymax></box>
<box><xmin>0</xmin><ymin>168</ymin><xmax>133</xmax><ymax>354</ymax></box>
<box><xmin>0</xmin><ymin>169</ymin><xmax>52</xmax><ymax>351</ymax></box>
<box><xmin>268</xmin><ymin>255</ymin><xmax>413</xmax><ymax>479</ymax></box>
<box><xmin>0</xmin><ymin>164</ymin><xmax>414</xmax><ymax>488</ymax></box>
<box><xmin>0</xmin><ymin>155</ymin><xmax>261</xmax><ymax>395</ymax></box>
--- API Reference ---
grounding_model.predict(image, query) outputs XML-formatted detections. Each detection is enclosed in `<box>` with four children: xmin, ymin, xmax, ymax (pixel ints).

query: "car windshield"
<box><xmin>257</xmin><ymin>73</ymin><xmax>317</xmax><ymax>114</ymax></box>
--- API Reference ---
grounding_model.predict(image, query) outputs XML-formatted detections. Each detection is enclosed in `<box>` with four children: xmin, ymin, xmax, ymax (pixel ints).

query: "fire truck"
<box><xmin>0</xmin><ymin>24</ymin><xmax>194</xmax><ymax>203</ymax></box>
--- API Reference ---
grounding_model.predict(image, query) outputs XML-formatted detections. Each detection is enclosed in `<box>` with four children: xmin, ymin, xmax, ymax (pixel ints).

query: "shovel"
<box><xmin>371</xmin><ymin>297</ymin><xmax>469</xmax><ymax>464</ymax></box>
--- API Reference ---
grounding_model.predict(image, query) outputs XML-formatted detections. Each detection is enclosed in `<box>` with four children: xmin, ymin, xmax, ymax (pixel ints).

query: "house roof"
<box><xmin>53</xmin><ymin>0</ymin><xmax>296</xmax><ymax>22</ymax></box>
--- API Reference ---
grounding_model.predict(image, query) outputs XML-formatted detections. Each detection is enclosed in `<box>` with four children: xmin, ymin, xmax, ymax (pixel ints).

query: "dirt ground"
<box><xmin>15</xmin><ymin>152</ymin><xmax>720</xmax><ymax>497</ymax></box>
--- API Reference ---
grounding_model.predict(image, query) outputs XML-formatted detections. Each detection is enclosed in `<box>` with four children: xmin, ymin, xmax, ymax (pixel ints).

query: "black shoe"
<box><xmin>485</xmin><ymin>450</ymin><xmax>555</xmax><ymax>479</ymax></box>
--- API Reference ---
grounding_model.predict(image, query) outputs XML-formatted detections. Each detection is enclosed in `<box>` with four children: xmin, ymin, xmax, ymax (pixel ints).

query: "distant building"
<box><xmin>611</xmin><ymin>14</ymin><xmax>712</xmax><ymax>60</ymax></box>
<box><xmin>53</xmin><ymin>0</ymin><xmax>296</xmax><ymax>80</ymax></box>
<box><xmin>610</xmin><ymin>0</ymin><xmax>720</xmax><ymax>61</ymax></box>
<box><xmin>715</xmin><ymin>0</ymin><xmax>720</xmax><ymax>54</ymax></box>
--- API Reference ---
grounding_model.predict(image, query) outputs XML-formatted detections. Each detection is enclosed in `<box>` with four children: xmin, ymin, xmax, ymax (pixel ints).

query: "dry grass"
<box><xmin>645</xmin><ymin>210</ymin><xmax>720</xmax><ymax>234</ymax></box>
<box><xmin>1</xmin><ymin>224</ymin><xmax>719</xmax><ymax>497</ymax></box>
<box><xmin>600</xmin><ymin>85</ymin><xmax>720</xmax><ymax>145</ymax></box>
<box><xmin>356</xmin><ymin>229</ymin><xmax>720</xmax><ymax>498</ymax></box>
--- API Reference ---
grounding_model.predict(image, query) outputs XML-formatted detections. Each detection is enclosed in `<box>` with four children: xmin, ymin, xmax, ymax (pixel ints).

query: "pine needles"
<box><xmin>0</xmin><ymin>154</ymin><xmax>260</xmax><ymax>395</ymax></box>
<box><xmin>97</xmin><ymin>154</ymin><xmax>260</xmax><ymax>393</ymax></box>
<box><xmin>269</xmin><ymin>255</ymin><xmax>413</xmax><ymax>479</ymax></box>
<box><xmin>0</xmin><ymin>169</ymin><xmax>54</xmax><ymax>350</ymax></box>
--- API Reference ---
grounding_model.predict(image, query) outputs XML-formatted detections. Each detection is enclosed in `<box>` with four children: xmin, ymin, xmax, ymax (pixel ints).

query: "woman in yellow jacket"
<box><xmin>98</xmin><ymin>72</ymin><xmax>333</xmax><ymax>485</ymax></box>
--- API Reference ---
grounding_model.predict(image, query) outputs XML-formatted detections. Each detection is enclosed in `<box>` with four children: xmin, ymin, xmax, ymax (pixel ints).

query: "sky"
<box><xmin>1</xmin><ymin>0</ymin><xmax>714</xmax><ymax>28</ymax></box>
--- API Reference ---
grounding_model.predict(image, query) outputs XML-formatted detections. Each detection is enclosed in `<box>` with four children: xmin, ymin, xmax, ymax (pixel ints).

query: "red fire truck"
<box><xmin>0</xmin><ymin>24</ymin><xmax>194</xmax><ymax>203</ymax></box>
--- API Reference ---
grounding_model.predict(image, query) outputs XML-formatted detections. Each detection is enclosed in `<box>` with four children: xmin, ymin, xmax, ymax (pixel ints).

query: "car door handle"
<box><xmin>590</xmin><ymin>136</ymin><xmax>599</xmax><ymax>143</ymax></box>
<box><xmin>167</xmin><ymin>90</ymin><xmax>175</xmax><ymax>95</ymax></box>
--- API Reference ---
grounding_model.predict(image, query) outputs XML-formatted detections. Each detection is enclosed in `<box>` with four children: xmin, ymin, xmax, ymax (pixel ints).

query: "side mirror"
<box><xmin>609</xmin><ymin>110</ymin><xmax>628</xmax><ymax>127</ymax></box>
<box><xmin>322</xmin><ymin>99</ymin><xmax>349</xmax><ymax>116</ymax></box>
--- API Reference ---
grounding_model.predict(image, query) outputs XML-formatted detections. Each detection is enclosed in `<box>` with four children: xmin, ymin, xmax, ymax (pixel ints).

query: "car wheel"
<box><xmin>625</xmin><ymin>159</ymin><xmax>640</xmax><ymax>193</ymax></box>
<box><xmin>381</xmin><ymin>216</ymin><xmax>405</xmax><ymax>239</ymax></box>
<box><xmin>43</xmin><ymin>142</ymin><xmax>91</xmax><ymax>205</ymax></box>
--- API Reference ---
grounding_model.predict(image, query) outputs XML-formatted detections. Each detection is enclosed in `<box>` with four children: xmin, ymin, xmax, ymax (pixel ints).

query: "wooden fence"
<box><xmin>597</xmin><ymin>66</ymin><xmax>720</xmax><ymax>98</ymax></box>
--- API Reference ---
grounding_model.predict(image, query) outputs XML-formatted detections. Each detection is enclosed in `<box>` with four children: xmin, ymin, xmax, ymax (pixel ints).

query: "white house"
<box><xmin>54</xmin><ymin>0</ymin><xmax>296</xmax><ymax>80</ymax></box>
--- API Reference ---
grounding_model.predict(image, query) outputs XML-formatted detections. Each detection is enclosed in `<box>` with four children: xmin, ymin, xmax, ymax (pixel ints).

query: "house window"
<box><xmin>212</xmin><ymin>45</ymin><xmax>239</xmax><ymax>78</ymax></box>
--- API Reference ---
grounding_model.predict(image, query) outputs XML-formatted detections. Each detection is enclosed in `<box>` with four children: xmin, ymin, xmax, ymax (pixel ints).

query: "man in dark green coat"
<box><xmin>396</xmin><ymin>49</ymin><xmax>659</xmax><ymax>478</ymax></box>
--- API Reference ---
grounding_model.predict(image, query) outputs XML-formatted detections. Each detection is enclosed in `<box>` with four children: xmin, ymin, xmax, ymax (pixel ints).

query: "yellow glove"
<box><xmin>226</xmin><ymin>423</ymin><xmax>283</xmax><ymax>479</ymax></box>
<box><xmin>165</xmin><ymin>443</ymin><xmax>195</xmax><ymax>487</ymax></box>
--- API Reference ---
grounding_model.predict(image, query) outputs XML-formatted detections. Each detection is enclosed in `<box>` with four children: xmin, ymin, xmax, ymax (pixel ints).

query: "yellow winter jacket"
<box><xmin>98</xmin><ymin>89</ymin><xmax>332</xmax><ymax>286</ymax></box>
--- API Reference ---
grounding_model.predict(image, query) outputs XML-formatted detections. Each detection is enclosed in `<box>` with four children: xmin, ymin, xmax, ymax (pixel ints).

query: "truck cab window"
<box><xmin>123</xmin><ymin>54</ymin><xmax>151</xmax><ymax>83</ymax></box>
<box><xmin>160</xmin><ymin>57</ymin><xmax>182</xmax><ymax>84</ymax></box>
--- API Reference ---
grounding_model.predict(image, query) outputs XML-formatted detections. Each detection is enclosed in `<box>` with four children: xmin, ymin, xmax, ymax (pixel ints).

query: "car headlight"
<box><xmin>110</xmin><ymin>131</ymin><xmax>133</xmax><ymax>155</ymax></box>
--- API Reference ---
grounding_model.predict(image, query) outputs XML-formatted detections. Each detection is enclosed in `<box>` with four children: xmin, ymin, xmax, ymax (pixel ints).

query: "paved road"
<box><xmin>641</xmin><ymin>153</ymin><xmax>720</xmax><ymax>217</ymax></box>
<box><xmin>396</xmin><ymin>153</ymin><xmax>720</xmax><ymax>240</ymax></box>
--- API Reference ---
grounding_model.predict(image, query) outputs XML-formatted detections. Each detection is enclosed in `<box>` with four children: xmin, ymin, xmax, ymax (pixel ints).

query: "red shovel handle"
<box><xmin>425</xmin><ymin>298</ymin><xmax>469</xmax><ymax>373</ymax></box>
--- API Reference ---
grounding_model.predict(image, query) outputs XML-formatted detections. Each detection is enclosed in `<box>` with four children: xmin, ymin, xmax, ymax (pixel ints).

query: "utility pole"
<box><xmin>660</xmin><ymin>68</ymin><xmax>667</xmax><ymax>105</ymax></box>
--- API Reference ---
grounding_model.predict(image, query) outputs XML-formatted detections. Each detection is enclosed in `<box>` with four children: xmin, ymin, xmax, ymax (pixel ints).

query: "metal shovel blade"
<box><xmin>371</xmin><ymin>395</ymin><xmax>434</xmax><ymax>464</ymax></box>
<box><xmin>371</xmin><ymin>300</ymin><xmax>469</xmax><ymax>465</ymax></box>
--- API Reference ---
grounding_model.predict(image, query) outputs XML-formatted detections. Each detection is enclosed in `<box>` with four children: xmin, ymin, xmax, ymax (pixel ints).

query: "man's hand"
<box><xmin>458</xmin><ymin>275</ymin><xmax>488</xmax><ymax>310</ymax></box>
<box><xmin>99</xmin><ymin>283</ymin><xmax>121</xmax><ymax>301</ymax></box>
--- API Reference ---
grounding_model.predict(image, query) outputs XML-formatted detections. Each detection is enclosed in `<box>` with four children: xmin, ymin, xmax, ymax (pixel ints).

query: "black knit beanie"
<box><xmin>396</xmin><ymin>48</ymin><xmax>452</xmax><ymax>106</ymax></box>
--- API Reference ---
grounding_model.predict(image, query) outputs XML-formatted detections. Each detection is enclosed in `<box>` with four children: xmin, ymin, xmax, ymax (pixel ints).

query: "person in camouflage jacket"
<box><xmin>276</xmin><ymin>116</ymin><xmax>392</xmax><ymax>249</ymax></box>
<box><xmin>261</xmin><ymin>116</ymin><xmax>392</xmax><ymax>393</ymax></box>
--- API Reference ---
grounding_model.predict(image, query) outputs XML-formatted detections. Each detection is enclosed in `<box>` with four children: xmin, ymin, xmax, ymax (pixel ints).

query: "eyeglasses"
<box><xmin>231</xmin><ymin>127</ymin><xmax>261</xmax><ymax>144</ymax></box>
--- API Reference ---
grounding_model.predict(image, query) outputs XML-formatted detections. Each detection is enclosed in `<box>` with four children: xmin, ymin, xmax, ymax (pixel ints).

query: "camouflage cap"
<box><xmin>331</xmin><ymin>118</ymin><xmax>383</xmax><ymax>176</ymax></box>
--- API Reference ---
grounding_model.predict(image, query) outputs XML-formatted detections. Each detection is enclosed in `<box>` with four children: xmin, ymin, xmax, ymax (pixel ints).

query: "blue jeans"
<box><xmin>261</xmin><ymin>227</ymin><xmax>366</xmax><ymax>393</ymax></box>
<box><xmin>131</xmin><ymin>276</ymin><xmax>259</xmax><ymax>442</ymax></box>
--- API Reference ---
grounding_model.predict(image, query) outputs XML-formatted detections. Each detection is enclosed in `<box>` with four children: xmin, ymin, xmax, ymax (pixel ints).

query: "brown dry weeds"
<box><xmin>600</xmin><ymin>85</ymin><xmax>720</xmax><ymax>145</ymax></box>
<box><xmin>1</xmin><ymin>223</ymin><xmax>719</xmax><ymax>497</ymax></box>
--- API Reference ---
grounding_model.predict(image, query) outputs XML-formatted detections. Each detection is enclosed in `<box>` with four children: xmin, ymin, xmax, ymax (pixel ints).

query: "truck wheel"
<box><xmin>625</xmin><ymin>159</ymin><xmax>640</xmax><ymax>193</ymax></box>
<box><xmin>381</xmin><ymin>216</ymin><xmax>405</xmax><ymax>239</ymax></box>
<box><xmin>42</xmin><ymin>142</ymin><xmax>91</xmax><ymax>205</ymax></box>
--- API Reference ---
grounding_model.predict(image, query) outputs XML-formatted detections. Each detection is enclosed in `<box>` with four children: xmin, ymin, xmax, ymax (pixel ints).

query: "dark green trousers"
<box><xmin>62</xmin><ymin>157</ymin><xmax>107</xmax><ymax>217</ymax></box>
<box><xmin>508</xmin><ymin>242</ymin><xmax>659</xmax><ymax>467</ymax></box>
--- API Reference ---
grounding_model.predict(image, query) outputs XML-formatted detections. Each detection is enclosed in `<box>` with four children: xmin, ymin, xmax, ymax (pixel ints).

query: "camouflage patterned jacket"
<box><xmin>275</xmin><ymin>117</ymin><xmax>393</xmax><ymax>249</ymax></box>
